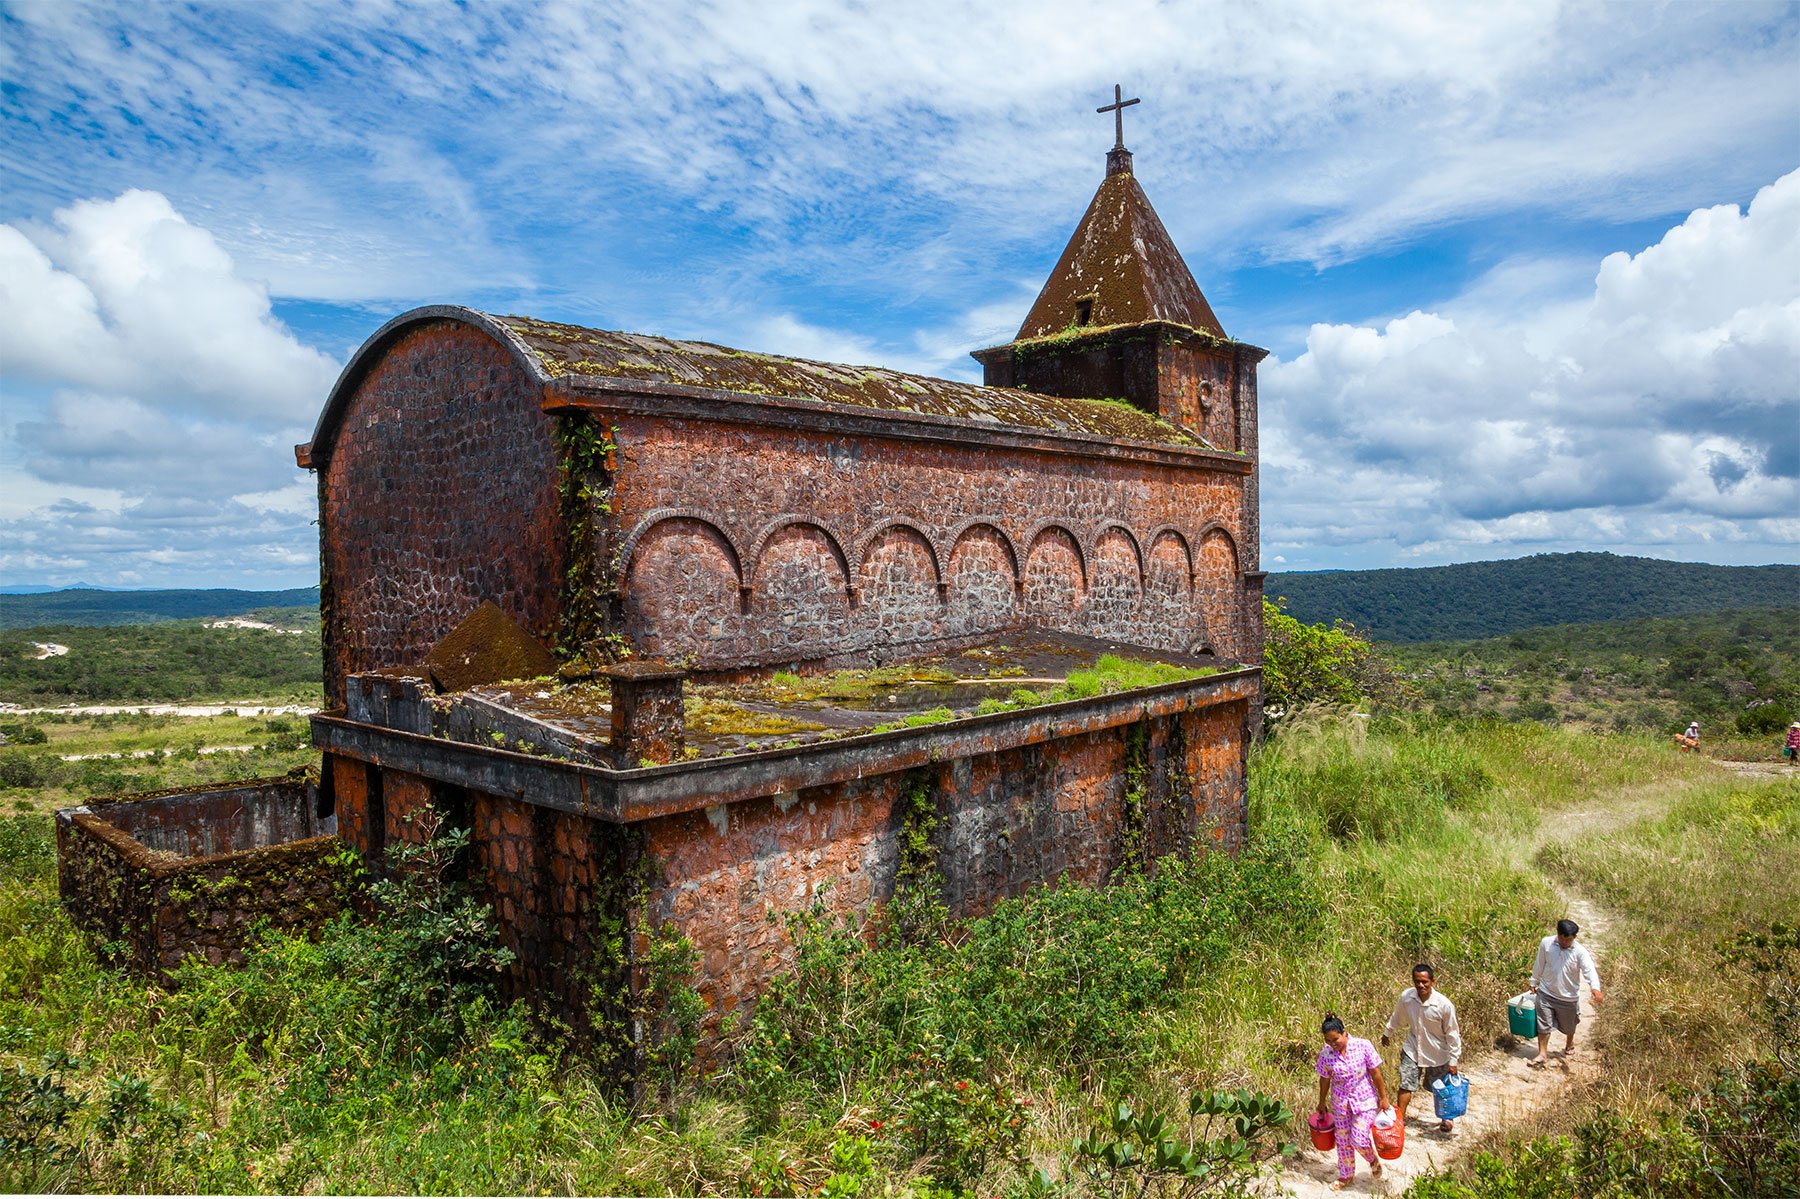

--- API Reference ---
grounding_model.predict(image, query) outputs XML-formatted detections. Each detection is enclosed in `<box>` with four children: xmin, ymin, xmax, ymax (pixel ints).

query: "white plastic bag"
<box><xmin>1372</xmin><ymin>1107</ymin><xmax>1396</xmax><ymax>1128</ymax></box>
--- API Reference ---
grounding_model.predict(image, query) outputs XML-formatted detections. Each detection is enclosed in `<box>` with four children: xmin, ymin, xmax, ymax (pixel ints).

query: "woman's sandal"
<box><xmin>1330</xmin><ymin>1182</ymin><xmax>1350</xmax><ymax>1192</ymax></box>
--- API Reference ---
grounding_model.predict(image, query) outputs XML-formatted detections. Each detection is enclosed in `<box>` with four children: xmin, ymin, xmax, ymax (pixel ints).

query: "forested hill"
<box><xmin>1269</xmin><ymin>553</ymin><xmax>1799</xmax><ymax>642</ymax></box>
<box><xmin>0</xmin><ymin>587</ymin><xmax>320</xmax><ymax>630</ymax></box>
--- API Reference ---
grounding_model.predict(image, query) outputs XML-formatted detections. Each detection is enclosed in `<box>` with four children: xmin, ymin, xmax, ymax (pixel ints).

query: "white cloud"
<box><xmin>0</xmin><ymin>192</ymin><xmax>334</xmax><ymax>585</ymax></box>
<box><xmin>0</xmin><ymin>191</ymin><xmax>340</xmax><ymax>423</ymax></box>
<box><xmin>1262</xmin><ymin>169</ymin><xmax>1800</xmax><ymax>565</ymax></box>
<box><xmin>3</xmin><ymin>1</ymin><xmax>1796</xmax><ymax>302</ymax></box>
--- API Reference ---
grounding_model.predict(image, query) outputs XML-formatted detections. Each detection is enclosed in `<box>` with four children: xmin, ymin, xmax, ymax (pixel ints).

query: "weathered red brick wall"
<box><xmin>1156</xmin><ymin>342</ymin><xmax>1242</xmax><ymax>453</ymax></box>
<box><xmin>56</xmin><ymin>782</ymin><xmax>345</xmax><ymax>977</ymax></box>
<box><xmin>329</xmin><ymin>753</ymin><xmax>374</xmax><ymax>855</ymax></box>
<box><xmin>632</xmin><ymin>697</ymin><xmax>1252</xmax><ymax>1024</ymax></box>
<box><xmin>609</xmin><ymin>416</ymin><xmax>1253</xmax><ymax>669</ymax></box>
<box><xmin>319</xmin><ymin>321</ymin><xmax>564</xmax><ymax>704</ymax></box>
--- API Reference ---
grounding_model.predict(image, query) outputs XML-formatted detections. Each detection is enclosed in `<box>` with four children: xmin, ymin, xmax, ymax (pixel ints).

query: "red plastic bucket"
<box><xmin>1308</xmin><ymin>1111</ymin><xmax>1336</xmax><ymax>1152</ymax></box>
<box><xmin>1372</xmin><ymin>1114</ymin><xmax>1404</xmax><ymax>1160</ymax></box>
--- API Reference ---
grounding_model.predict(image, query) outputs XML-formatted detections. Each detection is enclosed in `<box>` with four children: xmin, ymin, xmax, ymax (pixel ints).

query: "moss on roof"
<box><xmin>1015</xmin><ymin>170</ymin><xmax>1226</xmax><ymax>340</ymax></box>
<box><xmin>493</xmin><ymin>314</ymin><xmax>1213</xmax><ymax>450</ymax></box>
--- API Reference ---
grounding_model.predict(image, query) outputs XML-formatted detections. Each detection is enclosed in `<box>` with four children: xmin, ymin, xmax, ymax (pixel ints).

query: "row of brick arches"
<box><xmin>619</xmin><ymin>514</ymin><xmax>1243</xmax><ymax>666</ymax></box>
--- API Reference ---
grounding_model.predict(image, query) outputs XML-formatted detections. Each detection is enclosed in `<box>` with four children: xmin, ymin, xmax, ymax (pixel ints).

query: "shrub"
<box><xmin>0</xmin><ymin>752</ymin><xmax>48</xmax><ymax>789</ymax></box>
<box><xmin>1262</xmin><ymin>599</ymin><xmax>1407</xmax><ymax>719</ymax></box>
<box><xmin>736</xmin><ymin>828</ymin><xmax>1322</xmax><ymax>1139</ymax></box>
<box><xmin>1737</xmin><ymin>702</ymin><xmax>1794</xmax><ymax>736</ymax></box>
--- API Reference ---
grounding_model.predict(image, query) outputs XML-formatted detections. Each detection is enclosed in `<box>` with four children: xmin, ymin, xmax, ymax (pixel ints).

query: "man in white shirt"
<box><xmin>1529</xmin><ymin>918</ymin><xmax>1604</xmax><ymax>1067</ymax></box>
<box><xmin>1382</xmin><ymin>962</ymin><xmax>1462</xmax><ymax>1133</ymax></box>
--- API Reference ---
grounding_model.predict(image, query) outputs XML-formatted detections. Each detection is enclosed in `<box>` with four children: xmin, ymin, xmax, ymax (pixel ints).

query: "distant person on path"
<box><xmin>1382</xmin><ymin>963</ymin><xmax>1462</xmax><ymax>1133</ymax></box>
<box><xmin>1315</xmin><ymin>1012</ymin><xmax>1389</xmax><ymax>1190</ymax></box>
<box><xmin>1677</xmin><ymin>720</ymin><xmax>1700</xmax><ymax>752</ymax></box>
<box><xmin>1785</xmin><ymin>721</ymin><xmax>1799</xmax><ymax>765</ymax></box>
<box><xmin>1528</xmin><ymin>919</ymin><xmax>1603</xmax><ymax>1067</ymax></box>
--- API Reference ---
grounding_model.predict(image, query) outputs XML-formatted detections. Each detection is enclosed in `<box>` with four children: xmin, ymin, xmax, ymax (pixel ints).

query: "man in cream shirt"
<box><xmin>1382</xmin><ymin>963</ymin><xmax>1462</xmax><ymax>1133</ymax></box>
<box><xmin>1529</xmin><ymin>918</ymin><xmax>1604</xmax><ymax>1067</ymax></box>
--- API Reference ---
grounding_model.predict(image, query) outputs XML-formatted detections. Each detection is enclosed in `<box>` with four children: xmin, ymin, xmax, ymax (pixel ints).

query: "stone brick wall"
<box><xmin>606</xmin><ymin>413</ymin><xmax>1254</xmax><ymax>669</ymax></box>
<box><xmin>634</xmin><ymin>690</ymin><xmax>1252</xmax><ymax>1027</ymax></box>
<box><xmin>318</xmin><ymin>320</ymin><xmax>566</xmax><ymax>705</ymax></box>
<box><xmin>311</xmin><ymin>319</ymin><xmax>1259</xmax><ymax>702</ymax></box>
<box><xmin>56</xmin><ymin>779</ymin><xmax>344</xmax><ymax>976</ymax></box>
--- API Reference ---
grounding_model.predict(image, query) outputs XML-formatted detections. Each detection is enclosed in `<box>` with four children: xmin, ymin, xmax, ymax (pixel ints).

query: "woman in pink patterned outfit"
<box><xmin>1314</xmin><ymin>1013</ymin><xmax>1390</xmax><ymax>1190</ymax></box>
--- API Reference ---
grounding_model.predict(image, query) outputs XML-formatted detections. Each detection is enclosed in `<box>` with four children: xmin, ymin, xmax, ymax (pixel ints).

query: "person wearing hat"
<box><xmin>1785</xmin><ymin>721</ymin><xmax>1799</xmax><ymax>765</ymax></box>
<box><xmin>1678</xmin><ymin>720</ymin><xmax>1700</xmax><ymax>752</ymax></box>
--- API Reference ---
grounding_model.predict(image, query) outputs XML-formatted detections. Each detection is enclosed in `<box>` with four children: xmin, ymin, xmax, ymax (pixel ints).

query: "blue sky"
<box><xmin>1</xmin><ymin>0</ymin><xmax>1796</xmax><ymax>587</ymax></box>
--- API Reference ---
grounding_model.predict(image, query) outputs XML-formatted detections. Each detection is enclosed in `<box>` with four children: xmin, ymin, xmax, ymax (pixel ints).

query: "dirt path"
<box><xmin>1268</xmin><ymin>780</ymin><xmax>1662</xmax><ymax>1196</ymax></box>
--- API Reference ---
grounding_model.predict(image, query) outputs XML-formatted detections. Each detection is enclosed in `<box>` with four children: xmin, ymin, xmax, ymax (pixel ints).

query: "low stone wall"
<box><xmin>56</xmin><ymin>776</ymin><xmax>346</xmax><ymax>976</ymax></box>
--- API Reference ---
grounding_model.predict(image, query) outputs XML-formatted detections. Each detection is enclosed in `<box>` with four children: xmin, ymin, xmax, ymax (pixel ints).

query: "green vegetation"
<box><xmin>13</xmin><ymin>698</ymin><xmax>1789</xmax><ymax>1194</ymax></box>
<box><xmin>0</xmin><ymin>713</ymin><xmax>317</xmax><ymax>816</ymax></box>
<box><xmin>1411</xmin><ymin>777</ymin><xmax>1800</xmax><ymax>1198</ymax></box>
<box><xmin>1388</xmin><ymin>606</ymin><xmax>1799</xmax><ymax>749</ymax></box>
<box><xmin>869</xmin><ymin>655</ymin><xmax>1219</xmax><ymax>732</ymax></box>
<box><xmin>1</xmin><ymin>597</ymin><xmax>1795</xmax><ymax>1193</ymax></box>
<box><xmin>1261</xmin><ymin>598</ymin><xmax>1400</xmax><ymax>715</ymax></box>
<box><xmin>0</xmin><ymin>620</ymin><xmax>322</xmax><ymax>706</ymax></box>
<box><xmin>0</xmin><ymin>589</ymin><xmax>319</xmax><ymax>630</ymax></box>
<box><xmin>1269</xmin><ymin>552</ymin><xmax>1798</xmax><ymax>642</ymax></box>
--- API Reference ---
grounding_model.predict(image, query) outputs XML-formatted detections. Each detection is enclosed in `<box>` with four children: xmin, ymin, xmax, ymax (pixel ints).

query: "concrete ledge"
<box><xmin>313</xmin><ymin>666</ymin><xmax>1259</xmax><ymax>823</ymax></box>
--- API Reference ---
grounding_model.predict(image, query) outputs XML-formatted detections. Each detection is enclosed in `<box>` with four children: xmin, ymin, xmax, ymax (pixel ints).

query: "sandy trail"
<box><xmin>1268</xmin><ymin>775</ymin><xmax>1672</xmax><ymax>1196</ymax></box>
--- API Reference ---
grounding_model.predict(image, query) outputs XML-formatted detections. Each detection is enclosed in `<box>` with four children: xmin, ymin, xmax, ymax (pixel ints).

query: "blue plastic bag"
<box><xmin>1431</xmin><ymin>1073</ymin><xmax>1469</xmax><ymax>1120</ymax></box>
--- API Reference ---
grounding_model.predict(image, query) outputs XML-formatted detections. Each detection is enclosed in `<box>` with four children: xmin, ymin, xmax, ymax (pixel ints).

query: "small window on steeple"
<box><xmin>1074</xmin><ymin>298</ymin><xmax>1094</xmax><ymax>326</ymax></box>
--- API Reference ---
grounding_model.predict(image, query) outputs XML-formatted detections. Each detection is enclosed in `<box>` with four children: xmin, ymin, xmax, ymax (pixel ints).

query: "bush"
<box><xmin>1262</xmin><ymin>599</ymin><xmax>1409</xmax><ymax>721</ymax></box>
<box><xmin>0</xmin><ymin>751</ymin><xmax>48</xmax><ymax>789</ymax></box>
<box><xmin>1737</xmin><ymin>702</ymin><xmax>1794</xmax><ymax>736</ymax></box>
<box><xmin>736</xmin><ymin>828</ymin><xmax>1323</xmax><ymax>1139</ymax></box>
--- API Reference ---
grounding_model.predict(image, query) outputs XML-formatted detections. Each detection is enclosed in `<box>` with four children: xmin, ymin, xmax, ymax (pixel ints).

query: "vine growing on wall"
<box><xmin>575</xmin><ymin>835</ymin><xmax>703</xmax><ymax>1100</ymax></box>
<box><xmin>1114</xmin><ymin>720</ymin><xmax>1150</xmax><ymax>878</ymax></box>
<box><xmin>554</xmin><ymin>414</ymin><xmax>620</xmax><ymax>665</ymax></box>
<box><xmin>888</xmin><ymin>770</ymin><xmax>948</xmax><ymax>942</ymax></box>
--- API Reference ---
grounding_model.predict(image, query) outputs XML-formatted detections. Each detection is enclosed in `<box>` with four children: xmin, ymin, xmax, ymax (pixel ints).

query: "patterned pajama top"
<box><xmin>1315</xmin><ymin>1036</ymin><xmax>1383</xmax><ymax>1118</ymax></box>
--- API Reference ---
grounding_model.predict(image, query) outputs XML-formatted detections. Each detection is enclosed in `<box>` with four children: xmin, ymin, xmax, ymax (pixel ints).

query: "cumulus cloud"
<box><xmin>0</xmin><ymin>190</ymin><xmax>339</xmax><ymax>423</ymax></box>
<box><xmin>1262</xmin><ymin>169</ymin><xmax>1800</xmax><ymax>565</ymax></box>
<box><xmin>0</xmin><ymin>192</ymin><xmax>337</xmax><ymax>585</ymax></box>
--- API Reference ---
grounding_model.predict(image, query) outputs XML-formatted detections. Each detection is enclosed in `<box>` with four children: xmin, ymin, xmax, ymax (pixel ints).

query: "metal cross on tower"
<box><xmin>1097</xmin><ymin>84</ymin><xmax>1140</xmax><ymax>150</ymax></box>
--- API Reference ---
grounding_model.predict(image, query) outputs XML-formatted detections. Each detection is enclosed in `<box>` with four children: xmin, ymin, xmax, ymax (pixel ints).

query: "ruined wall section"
<box><xmin>609</xmin><ymin>416</ymin><xmax>1254</xmax><ymax>668</ymax></box>
<box><xmin>56</xmin><ymin>779</ymin><xmax>344</xmax><ymax>977</ymax></box>
<box><xmin>319</xmin><ymin>321</ymin><xmax>563</xmax><ymax>705</ymax></box>
<box><xmin>634</xmin><ymin>692</ymin><xmax>1253</xmax><ymax>1024</ymax></box>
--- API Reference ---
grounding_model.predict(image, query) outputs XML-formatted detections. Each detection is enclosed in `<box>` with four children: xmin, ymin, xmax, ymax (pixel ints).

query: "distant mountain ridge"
<box><xmin>0</xmin><ymin>587</ymin><xmax>321</xmax><ymax>630</ymax></box>
<box><xmin>1269</xmin><ymin>552</ymin><xmax>1798</xmax><ymax>643</ymax></box>
<box><xmin>5</xmin><ymin>554</ymin><xmax>1795</xmax><ymax>641</ymax></box>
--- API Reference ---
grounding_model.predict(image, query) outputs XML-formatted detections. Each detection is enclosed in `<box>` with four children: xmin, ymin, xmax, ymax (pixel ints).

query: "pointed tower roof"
<box><xmin>1014</xmin><ymin>149</ymin><xmax>1224</xmax><ymax>340</ymax></box>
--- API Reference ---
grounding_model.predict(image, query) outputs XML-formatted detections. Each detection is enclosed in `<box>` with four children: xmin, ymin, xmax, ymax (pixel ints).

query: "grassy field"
<box><xmin>0</xmin><ymin>712</ymin><xmax>318</xmax><ymax>817</ymax></box>
<box><xmin>4</xmin><ymin>713</ymin><xmax>1790</xmax><ymax>1196</ymax></box>
<box><xmin>1384</xmin><ymin>606</ymin><xmax>1798</xmax><ymax>748</ymax></box>
<box><xmin>0</xmin><ymin>615</ymin><xmax>322</xmax><ymax>706</ymax></box>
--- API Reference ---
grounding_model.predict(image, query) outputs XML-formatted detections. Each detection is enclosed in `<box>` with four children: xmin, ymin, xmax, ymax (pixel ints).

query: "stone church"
<box><xmin>61</xmin><ymin>113</ymin><xmax>1268</xmax><ymax>1051</ymax></box>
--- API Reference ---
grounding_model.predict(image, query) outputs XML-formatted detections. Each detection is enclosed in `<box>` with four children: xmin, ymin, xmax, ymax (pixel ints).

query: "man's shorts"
<box><xmin>1398</xmin><ymin>1047</ymin><xmax>1453</xmax><ymax>1093</ymax></box>
<box><xmin>1536</xmin><ymin>989</ymin><xmax>1581</xmax><ymax>1035</ymax></box>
